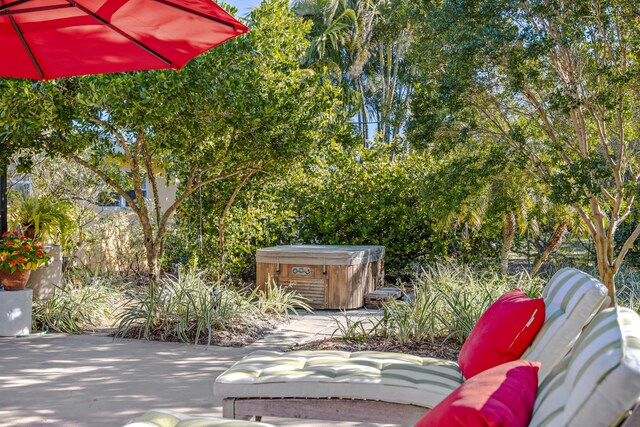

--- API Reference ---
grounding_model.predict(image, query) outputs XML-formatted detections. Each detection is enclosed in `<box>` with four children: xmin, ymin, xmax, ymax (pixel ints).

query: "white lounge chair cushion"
<box><xmin>530</xmin><ymin>307</ymin><xmax>640</xmax><ymax>427</ymax></box>
<box><xmin>124</xmin><ymin>409</ymin><xmax>278</xmax><ymax>427</ymax></box>
<box><xmin>215</xmin><ymin>268</ymin><xmax>609</xmax><ymax>410</ymax></box>
<box><xmin>214</xmin><ymin>350</ymin><xmax>463</xmax><ymax>408</ymax></box>
<box><xmin>522</xmin><ymin>268</ymin><xmax>609</xmax><ymax>380</ymax></box>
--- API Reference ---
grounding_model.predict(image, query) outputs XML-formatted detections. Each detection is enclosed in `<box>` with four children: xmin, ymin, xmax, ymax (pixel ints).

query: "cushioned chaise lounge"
<box><xmin>214</xmin><ymin>268</ymin><xmax>610</xmax><ymax>424</ymax></box>
<box><xmin>529</xmin><ymin>307</ymin><xmax>640</xmax><ymax>427</ymax></box>
<box><xmin>126</xmin><ymin>307</ymin><xmax>640</xmax><ymax>427</ymax></box>
<box><xmin>124</xmin><ymin>409</ymin><xmax>279</xmax><ymax>427</ymax></box>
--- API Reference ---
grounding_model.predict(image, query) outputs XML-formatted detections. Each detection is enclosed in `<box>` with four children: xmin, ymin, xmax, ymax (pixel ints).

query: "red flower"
<box><xmin>9</xmin><ymin>260</ymin><xmax>17</xmax><ymax>266</ymax></box>
<box><xmin>37</xmin><ymin>252</ymin><xmax>44</xmax><ymax>257</ymax></box>
<box><xmin>35</xmin><ymin>242</ymin><xmax>43</xmax><ymax>249</ymax></box>
<box><xmin>1</xmin><ymin>231</ymin><xmax>8</xmax><ymax>238</ymax></box>
<box><xmin>20</xmin><ymin>236</ymin><xmax>28</xmax><ymax>241</ymax></box>
<box><xmin>0</xmin><ymin>255</ymin><xmax>6</xmax><ymax>261</ymax></box>
<box><xmin>13</xmin><ymin>250</ymin><xmax>21</xmax><ymax>255</ymax></box>
<box><xmin>17</xmin><ymin>257</ymin><xmax>25</xmax><ymax>263</ymax></box>
<box><xmin>23</xmin><ymin>246</ymin><xmax>30</xmax><ymax>251</ymax></box>
<box><xmin>12</xmin><ymin>231</ymin><xmax>18</xmax><ymax>236</ymax></box>
<box><xmin>6</xmin><ymin>242</ymin><xmax>13</xmax><ymax>247</ymax></box>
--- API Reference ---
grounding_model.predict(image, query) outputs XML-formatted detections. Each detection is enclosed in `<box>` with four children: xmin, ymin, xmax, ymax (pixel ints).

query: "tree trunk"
<box><xmin>530</xmin><ymin>221</ymin><xmax>568</xmax><ymax>277</ymax></box>
<box><xmin>141</xmin><ymin>226</ymin><xmax>160</xmax><ymax>283</ymax></box>
<box><xmin>145</xmin><ymin>245</ymin><xmax>160</xmax><ymax>283</ymax></box>
<box><xmin>600</xmin><ymin>266</ymin><xmax>616</xmax><ymax>307</ymax></box>
<box><xmin>358</xmin><ymin>79</ymin><xmax>369</xmax><ymax>147</ymax></box>
<box><xmin>501</xmin><ymin>213</ymin><xmax>516</xmax><ymax>277</ymax></box>
<box><xmin>594</xmin><ymin>237</ymin><xmax>618</xmax><ymax>307</ymax></box>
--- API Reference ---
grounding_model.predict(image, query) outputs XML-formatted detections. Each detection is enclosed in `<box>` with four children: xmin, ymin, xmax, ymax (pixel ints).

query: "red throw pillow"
<box><xmin>415</xmin><ymin>360</ymin><xmax>540</xmax><ymax>427</ymax></box>
<box><xmin>458</xmin><ymin>288</ymin><xmax>545</xmax><ymax>379</ymax></box>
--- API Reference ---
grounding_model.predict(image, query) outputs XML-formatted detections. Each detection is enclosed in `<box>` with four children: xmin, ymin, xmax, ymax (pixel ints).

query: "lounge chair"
<box><xmin>214</xmin><ymin>268</ymin><xmax>610</xmax><ymax>424</ymax></box>
<box><xmin>529</xmin><ymin>307</ymin><xmax>640</xmax><ymax>427</ymax></box>
<box><xmin>126</xmin><ymin>307</ymin><xmax>640</xmax><ymax>427</ymax></box>
<box><xmin>124</xmin><ymin>409</ymin><xmax>278</xmax><ymax>427</ymax></box>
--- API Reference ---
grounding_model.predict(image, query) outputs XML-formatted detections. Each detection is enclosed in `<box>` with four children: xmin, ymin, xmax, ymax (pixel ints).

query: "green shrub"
<box><xmin>333</xmin><ymin>261</ymin><xmax>545</xmax><ymax>345</ymax></box>
<box><xmin>616</xmin><ymin>266</ymin><xmax>640</xmax><ymax>314</ymax></box>
<box><xmin>32</xmin><ymin>276</ymin><xmax>125</xmax><ymax>333</ymax></box>
<box><xmin>251</xmin><ymin>280</ymin><xmax>313</xmax><ymax>320</ymax></box>
<box><xmin>115</xmin><ymin>269</ymin><xmax>310</xmax><ymax>345</ymax></box>
<box><xmin>174</xmin><ymin>143</ymin><xmax>508</xmax><ymax>282</ymax></box>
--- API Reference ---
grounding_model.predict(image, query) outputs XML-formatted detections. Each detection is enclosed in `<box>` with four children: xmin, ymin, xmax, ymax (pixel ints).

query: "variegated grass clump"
<box><xmin>335</xmin><ymin>261</ymin><xmax>545</xmax><ymax>345</ymax></box>
<box><xmin>115</xmin><ymin>269</ymin><xmax>310</xmax><ymax>346</ymax></box>
<box><xmin>32</xmin><ymin>275</ymin><xmax>125</xmax><ymax>334</ymax></box>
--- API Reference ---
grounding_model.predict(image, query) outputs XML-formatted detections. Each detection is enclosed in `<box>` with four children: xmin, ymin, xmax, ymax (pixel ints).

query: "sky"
<box><xmin>225</xmin><ymin>0</ymin><xmax>262</xmax><ymax>17</ymax></box>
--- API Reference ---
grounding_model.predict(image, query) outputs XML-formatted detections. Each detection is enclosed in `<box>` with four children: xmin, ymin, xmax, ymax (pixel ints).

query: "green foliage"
<box><xmin>332</xmin><ymin>261</ymin><xmax>545</xmax><ymax>345</ymax></box>
<box><xmin>32</xmin><ymin>277</ymin><xmax>124</xmax><ymax>334</ymax></box>
<box><xmin>173</xmin><ymin>174</ymin><xmax>301</xmax><ymax>277</ymax></box>
<box><xmin>115</xmin><ymin>268</ymin><xmax>309</xmax><ymax>346</ymax></box>
<box><xmin>251</xmin><ymin>280</ymin><xmax>313</xmax><ymax>321</ymax></box>
<box><xmin>290</xmin><ymin>143</ymin><xmax>434</xmax><ymax>277</ymax></box>
<box><xmin>410</xmin><ymin>0</ymin><xmax>640</xmax><ymax>295</ymax></box>
<box><xmin>8</xmin><ymin>193</ymin><xmax>75</xmax><ymax>245</ymax></box>
<box><xmin>383</xmin><ymin>287</ymin><xmax>438</xmax><ymax>344</ymax></box>
<box><xmin>116</xmin><ymin>270</ymin><xmax>249</xmax><ymax>344</ymax></box>
<box><xmin>293</xmin><ymin>0</ymin><xmax>416</xmax><ymax>145</ymax></box>
<box><xmin>615</xmin><ymin>267</ymin><xmax>640</xmax><ymax>315</ymax></box>
<box><xmin>175</xmin><ymin>140</ymin><xmax>521</xmax><ymax>279</ymax></box>
<box><xmin>615</xmin><ymin>215</ymin><xmax>640</xmax><ymax>268</ymax></box>
<box><xmin>331</xmin><ymin>309</ymin><xmax>389</xmax><ymax>349</ymax></box>
<box><xmin>399</xmin><ymin>262</ymin><xmax>543</xmax><ymax>343</ymax></box>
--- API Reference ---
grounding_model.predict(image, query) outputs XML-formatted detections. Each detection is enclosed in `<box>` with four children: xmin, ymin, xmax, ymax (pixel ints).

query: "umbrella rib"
<box><xmin>151</xmin><ymin>0</ymin><xmax>239</xmax><ymax>31</ymax></box>
<box><xmin>0</xmin><ymin>4</ymin><xmax>74</xmax><ymax>16</ymax></box>
<box><xmin>7</xmin><ymin>13</ymin><xmax>45</xmax><ymax>79</ymax></box>
<box><xmin>0</xmin><ymin>0</ymin><xmax>32</xmax><ymax>13</ymax></box>
<box><xmin>68</xmin><ymin>0</ymin><xmax>173</xmax><ymax>67</ymax></box>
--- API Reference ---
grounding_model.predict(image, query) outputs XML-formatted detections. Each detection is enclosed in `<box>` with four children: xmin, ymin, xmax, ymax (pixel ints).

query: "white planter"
<box><xmin>26</xmin><ymin>244</ymin><xmax>62</xmax><ymax>300</ymax></box>
<box><xmin>0</xmin><ymin>288</ymin><xmax>32</xmax><ymax>336</ymax></box>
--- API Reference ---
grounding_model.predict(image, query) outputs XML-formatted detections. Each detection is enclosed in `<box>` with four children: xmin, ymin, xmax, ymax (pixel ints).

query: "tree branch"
<box><xmin>614</xmin><ymin>221</ymin><xmax>640</xmax><ymax>271</ymax></box>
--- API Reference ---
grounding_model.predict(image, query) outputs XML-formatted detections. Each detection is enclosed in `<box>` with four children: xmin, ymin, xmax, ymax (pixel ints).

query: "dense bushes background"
<box><xmin>171</xmin><ymin>142</ymin><xmax>518</xmax><ymax>281</ymax></box>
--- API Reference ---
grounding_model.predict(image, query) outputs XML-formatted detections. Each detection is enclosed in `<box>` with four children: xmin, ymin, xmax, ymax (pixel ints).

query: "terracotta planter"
<box><xmin>0</xmin><ymin>270</ymin><xmax>32</xmax><ymax>291</ymax></box>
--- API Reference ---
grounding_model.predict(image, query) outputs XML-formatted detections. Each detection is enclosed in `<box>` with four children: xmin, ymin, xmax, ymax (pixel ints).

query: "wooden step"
<box><xmin>364</xmin><ymin>287</ymin><xmax>402</xmax><ymax>309</ymax></box>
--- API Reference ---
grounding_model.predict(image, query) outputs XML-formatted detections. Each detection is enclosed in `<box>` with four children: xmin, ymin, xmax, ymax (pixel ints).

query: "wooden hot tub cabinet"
<box><xmin>256</xmin><ymin>245</ymin><xmax>385</xmax><ymax>310</ymax></box>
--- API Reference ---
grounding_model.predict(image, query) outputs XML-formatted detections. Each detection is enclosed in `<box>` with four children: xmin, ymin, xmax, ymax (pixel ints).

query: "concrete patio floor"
<box><xmin>0</xmin><ymin>311</ymin><xmax>402</xmax><ymax>427</ymax></box>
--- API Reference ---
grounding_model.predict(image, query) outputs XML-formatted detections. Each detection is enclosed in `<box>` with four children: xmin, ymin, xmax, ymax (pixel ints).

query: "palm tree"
<box><xmin>292</xmin><ymin>0</ymin><xmax>414</xmax><ymax>149</ymax></box>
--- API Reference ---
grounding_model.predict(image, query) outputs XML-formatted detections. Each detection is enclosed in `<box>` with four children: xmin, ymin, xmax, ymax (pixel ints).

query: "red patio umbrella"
<box><xmin>0</xmin><ymin>0</ymin><xmax>249</xmax><ymax>232</ymax></box>
<box><xmin>0</xmin><ymin>0</ymin><xmax>250</xmax><ymax>80</ymax></box>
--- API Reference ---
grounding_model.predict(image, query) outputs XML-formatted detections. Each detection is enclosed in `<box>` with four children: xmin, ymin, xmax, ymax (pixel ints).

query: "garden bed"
<box><xmin>116</xmin><ymin>315</ymin><xmax>286</xmax><ymax>347</ymax></box>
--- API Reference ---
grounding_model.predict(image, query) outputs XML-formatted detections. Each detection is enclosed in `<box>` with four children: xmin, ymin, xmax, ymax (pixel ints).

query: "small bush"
<box><xmin>332</xmin><ymin>261</ymin><xmax>545</xmax><ymax>346</ymax></box>
<box><xmin>252</xmin><ymin>280</ymin><xmax>313</xmax><ymax>320</ymax></box>
<box><xmin>32</xmin><ymin>276</ymin><xmax>125</xmax><ymax>333</ymax></box>
<box><xmin>115</xmin><ymin>269</ymin><xmax>310</xmax><ymax>346</ymax></box>
<box><xmin>616</xmin><ymin>266</ymin><xmax>640</xmax><ymax>314</ymax></box>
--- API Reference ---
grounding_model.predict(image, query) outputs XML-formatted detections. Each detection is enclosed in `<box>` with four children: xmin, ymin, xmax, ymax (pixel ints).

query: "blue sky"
<box><xmin>225</xmin><ymin>0</ymin><xmax>262</xmax><ymax>16</ymax></box>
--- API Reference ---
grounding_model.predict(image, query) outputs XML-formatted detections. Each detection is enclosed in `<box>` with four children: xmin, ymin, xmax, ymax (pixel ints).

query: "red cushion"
<box><xmin>458</xmin><ymin>288</ymin><xmax>545</xmax><ymax>378</ymax></box>
<box><xmin>415</xmin><ymin>360</ymin><xmax>540</xmax><ymax>427</ymax></box>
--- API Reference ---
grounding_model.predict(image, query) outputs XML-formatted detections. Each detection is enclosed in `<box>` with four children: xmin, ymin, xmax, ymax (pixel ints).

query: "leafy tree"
<box><xmin>293</xmin><ymin>0</ymin><xmax>415</xmax><ymax>148</ymax></box>
<box><xmin>291</xmin><ymin>142</ymin><xmax>437</xmax><ymax>277</ymax></box>
<box><xmin>411</xmin><ymin>0</ymin><xmax>640</xmax><ymax>303</ymax></box>
<box><xmin>0</xmin><ymin>0</ymin><xmax>344</xmax><ymax>280</ymax></box>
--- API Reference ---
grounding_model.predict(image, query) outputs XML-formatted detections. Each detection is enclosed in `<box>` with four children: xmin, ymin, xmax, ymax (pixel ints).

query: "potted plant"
<box><xmin>9</xmin><ymin>194</ymin><xmax>75</xmax><ymax>298</ymax></box>
<box><xmin>0</xmin><ymin>231</ymin><xmax>50</xmax><ymax>291</ymax></box>
<box><xmin>9</xmin><ymin>194</ymin><xmax>75</xmax><ymax>243</ymax></box>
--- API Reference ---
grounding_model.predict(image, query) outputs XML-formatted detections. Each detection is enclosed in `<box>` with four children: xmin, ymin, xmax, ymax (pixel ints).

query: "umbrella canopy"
<box><xmin>0</xmin><ymin>0</ymin><xmax>249</xmax><ymax>232</ymax></box>
<box><xmin>0</xmin><ymin>0</ymin><xmax>250</xmax><ymax>80</ymax></box>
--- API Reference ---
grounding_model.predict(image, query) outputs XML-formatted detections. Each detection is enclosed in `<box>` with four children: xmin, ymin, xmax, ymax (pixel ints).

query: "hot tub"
<box><xmin>256</xmin><ymin>245</ymin><xmax>385</xmax><ymax>310</ymax></box>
